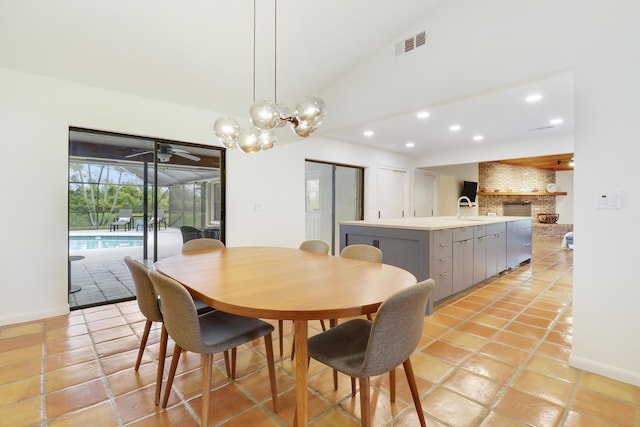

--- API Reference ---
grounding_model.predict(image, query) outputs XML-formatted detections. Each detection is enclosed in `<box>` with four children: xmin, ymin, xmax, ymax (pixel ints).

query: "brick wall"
<box><xmin>478</xmin><ymin>162</ymin><xmax>571</xmax><ymax>238</ymax></box>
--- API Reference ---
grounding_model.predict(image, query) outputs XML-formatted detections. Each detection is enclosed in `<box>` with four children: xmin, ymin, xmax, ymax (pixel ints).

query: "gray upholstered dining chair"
<box><xmin>283</xmin><ymin>240</ymin><xmax>331</xmax><ymax>358</ymax></box>
<box><xmin>340</xmin><ymin>244</ymin><xmax>383</xmax><ymax>263</ymax></box>
<box><xmin>123</xmin><ymin>256</ymin><xmax>225</xmax><ymax>406</ymax></box>
<box><xmin>307</xmin><ymin>279</ymin><xmax>435</xmax><ymax>427</ymax></box>
<box><xmin>298</xmin><ymin>239</ymin><xmax>330</xmax><ymax>254</ymax></box>
<box><xmin>182</xmin><ymin>238</ymin><xmax>225</xmax><ymax>253</ymax></box>
<box><xmin>148</xmin><ymin>270</ymin><xmax>279</xmax><ymax>426</ymax></box>
<box><xmin>123</xmin><ymin>256</ymin><xmax>167</xmax><ymax>406</ymax></box>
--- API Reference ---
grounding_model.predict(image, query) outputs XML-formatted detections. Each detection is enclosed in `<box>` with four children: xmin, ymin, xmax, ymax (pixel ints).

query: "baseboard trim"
<box><xmin>570</xmin><ymin>354</ymin><xmax>640</xmax><ymax>387</ymax></box>
<box><xmin>0</xmin><ymin>305</ymin><xmax>69</xmax><ymax>327</ymax></box>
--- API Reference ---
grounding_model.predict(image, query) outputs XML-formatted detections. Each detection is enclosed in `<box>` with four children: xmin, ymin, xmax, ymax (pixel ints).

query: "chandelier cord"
<box><xmin>274</xmin><ymin>0</ymin><xmax>277</xmax><ymax>104</ymax></box>
<box><xmin>252</xmin><ymin>0</ymin><xmax>256</xmax><ymax>103</ymax></box>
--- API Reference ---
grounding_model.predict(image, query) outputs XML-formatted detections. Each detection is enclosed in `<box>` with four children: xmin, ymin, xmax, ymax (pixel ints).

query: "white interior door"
<box><xmin>377</xmin><ymin>167</ymin><xmax>406</xmax><ymax>219</ymax></box>
<box><xmin>414</xmin><ymin>171</ymin><xmax>435</xmax><ymax>217</ymax></box>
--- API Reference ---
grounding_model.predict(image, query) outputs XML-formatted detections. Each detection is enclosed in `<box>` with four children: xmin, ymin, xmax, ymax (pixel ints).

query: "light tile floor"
<box><xmin>2</xmin><ymin>238</ymin><xmax>640</xmax><ymax>426</ymax></box>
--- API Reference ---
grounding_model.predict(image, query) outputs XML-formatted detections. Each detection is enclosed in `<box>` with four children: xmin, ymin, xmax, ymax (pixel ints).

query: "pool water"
<box><xmin>69</xmin><ymin>235</ymin><xmax>144</xmax><ymax>250</ymax></box>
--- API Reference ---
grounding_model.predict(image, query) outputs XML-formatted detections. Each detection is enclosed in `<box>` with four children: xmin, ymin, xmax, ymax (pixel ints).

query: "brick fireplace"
<box><xmin>477</xmin><ymin>162</ymin><xmax>573</xmax><ymax>238</ymax></box>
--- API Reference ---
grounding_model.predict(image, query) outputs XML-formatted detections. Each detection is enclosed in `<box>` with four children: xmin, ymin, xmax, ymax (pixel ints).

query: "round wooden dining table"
<box><xmin>154</xmin><ymin>246</ymin><xmax>417</xmax><ymax>426</ymax></box>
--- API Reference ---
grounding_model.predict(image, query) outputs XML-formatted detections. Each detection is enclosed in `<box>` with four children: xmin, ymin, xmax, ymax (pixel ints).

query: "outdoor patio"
<box><xmin>68</xmin><ymin>227</ymin><xmax>184</xmax><ymax>309</ymax></box>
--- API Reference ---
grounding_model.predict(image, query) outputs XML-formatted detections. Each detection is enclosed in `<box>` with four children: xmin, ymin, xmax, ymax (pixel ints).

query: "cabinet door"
<box><xmin>453</xmin><ymin>239</ymin><xmax>474</xmax><ymax>293</ymax></box>
<box><xmin>496</xmin><ymin>231</ymin><xmax>507</xmax><ymax>273</ymax></box>
<box><xmin>432</xmin><ymin>229</ymin><xmax>453</xmax><ymax>302</ymax></box>
<box><xmin>473</xmin><ymin>236</ymin><xmax>487</xmax><ymax>283</ymax></box>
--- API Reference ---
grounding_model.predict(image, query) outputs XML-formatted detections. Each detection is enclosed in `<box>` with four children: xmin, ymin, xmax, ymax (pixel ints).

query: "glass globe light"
<box><xmin>259</xmin><ymin>130</ymin><xmax>277</xmax><ymax>150</ymax></box>
<box><xmin>291</xmin><ymin>119</ymin><xmax>316</xmax><ymax>138</ymax></box>
<box><xmin>237</xmin><ymin>127</ymin><xmax>261</xmax><ymax>153</ymax></box>
<box><xmin>213</xmin><ymin>116</ymin><xmax>240</xmax><ymax>147</ymax></box>
<box><xmin>294</xmin><ymin>95</ymin><xmax>326</xmax><ymax>129</ymax></box>
<box><xmin>249</xmin><ymin>100</ymin><xmax>279</xmax><ymax>130</ymax></box>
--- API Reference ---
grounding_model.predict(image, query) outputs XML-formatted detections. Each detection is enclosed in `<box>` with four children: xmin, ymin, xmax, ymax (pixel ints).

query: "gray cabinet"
<box><xmin>431</xmin><ymin>229</ymin><xmax>453</xmax><ymax>302</ymax></box>
<box><xmin>507</xmin><ymin>219</ymin><xmax>532</xmax><ymax>267</ymax></box>
<box><xmin>452</xmin><ymin>227</ymin><xmax>474</xmax><ymax>294</ymax></box>
<box><xmin>473</xmin><ymin>225</ymin><xmax>488</xmax><ymax>284</ymax></box>
<box><xmin>340</xmin><ymin>217</ymin><xmax>531</xmax><ymax>312</ymax></box>
<box><xmin>486</xmin><ymin>223</ymin><xmax>507</xmax><ymax>277</ymax></box>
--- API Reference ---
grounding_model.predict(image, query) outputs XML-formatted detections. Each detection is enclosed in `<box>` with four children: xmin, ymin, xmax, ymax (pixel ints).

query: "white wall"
<box><xmin>555</xmin><ymin>170</ymin><xmax>574</xmax><ymax>225</ymax></box>
<box><xmin>0</xmin><ymin>66</ymin><xmax>413</xmax><ymax>326</ymax></box>
<box><xmin>570</xmin><ymin>0</ymin><xmax>640</xmax><ymax>386</ymax></box>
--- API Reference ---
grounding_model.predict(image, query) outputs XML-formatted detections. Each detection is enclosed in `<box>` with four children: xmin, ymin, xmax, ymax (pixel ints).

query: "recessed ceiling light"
<box><xmin>416</xmin><ymin>111</ymin><xmax>430</xmax><ymax>119</ymax></box>
<box><xmin>405</xmin><ymin>142</ymin><xmax>415</xmax><ymax>148</ymax></box>
<box><xmin>472</xmin><ymin>135</ymin><xmax>484</xmax><ymax>141</ymax></box>
<box><xmin>449</xmin><ymin>125</ymin><xmax>461</xmax><ymax>132</ymax></box>
<box><xmin>363</xmin><ymin>130</ymin><xmax>374</xmax><ymax>137</ymax></box>
<box><xmin>526</xmin><ymin>93</ymin><xmax>542</xmax><ymax>103</ymax></box>
<box><xmin>549</xmin><ymin>118</ymin><xmax>564</xmax><ymax>125</ymax></box>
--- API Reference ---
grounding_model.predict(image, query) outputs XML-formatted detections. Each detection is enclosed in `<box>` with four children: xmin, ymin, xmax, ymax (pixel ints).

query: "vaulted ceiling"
<box><xmin>0</xmin><ymin>1</ymin><xmax>574</xmax><ymax>164</ymax></box>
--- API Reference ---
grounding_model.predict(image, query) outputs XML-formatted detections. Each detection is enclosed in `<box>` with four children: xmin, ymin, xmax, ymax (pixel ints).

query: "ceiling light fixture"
<box><xmin>416</xmin><ymin>111</ymin><xmax>430</xmax><ymax>119</ymax></box>
<box><xmin>405</xmin><ymin>142</ymin><xmax>415</xmax><ymax>148</ymax></box>
<box><xmin>363</xmin><ymin>130</ymin><xmax>375</xmax><ymax>137</ymax></box>
<box><xmin>449</xmin><ymin>125</ymin><xmax>461</xmax><ymax>131</ymax></box>
<box><xmin>472</xmin><ymin>135</ymin><xmax>484</xmax><ymax>141</ymax></box>
<box><xmin>213</xmin><ymin>0</ymin><xmax>326</xmax><ymax>153</ymax></box>
<box><xmin>549</xmin><ymin>118</ymin><xmax>564</xmax><ymax>125</ymax></box>
<box><xmin>526</xmin><ymin>93</ymin><xmax>542</xmax><ymax>103</ymax></box>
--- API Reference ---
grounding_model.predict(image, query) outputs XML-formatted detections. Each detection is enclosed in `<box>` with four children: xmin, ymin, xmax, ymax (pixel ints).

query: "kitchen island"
<box><xmin>340</xmin><ymin>216</ymin><xmax>532</xmax><ymax>313</ymax></box>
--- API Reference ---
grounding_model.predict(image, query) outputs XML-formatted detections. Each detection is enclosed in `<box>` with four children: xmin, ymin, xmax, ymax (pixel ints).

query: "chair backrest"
<box><xmin>156</xmin><ymin>209</ymin><xmax>165</xmax><ymax>219</ymax></box>
<box><xmin>299</xmin><ymin>239</ymin><xmax>330</xmax><ymax>254</ymax></box>
<box><xmin>360</xmin><ymin>279</ymin><xmax>435</xmax><ymax>377</ymax></box>
<box><xmin>148</xmin><ymin>270</ymin><xmax>204</xmax><ymax>353</ymax></box>
<box><xmin>340</xmin><ymin>244</ymin><xmax>383</xmax><ymax>263</ymax></box>
<box><xmin>123</xmin><ymin>256</ymin><xmax>163</xmax><ymax>323</ymax></box>
<box><xmin>118</xmin><ymin>209</ymin><xmax>133</xmax><ymax>219</ymax></box>
<box><xmin>182</xmin><ymin>238</ymin><xmax>225</xmax><ymax>253</ymax></box>
<box><xmin>180</xmin><ymin>226</ymin><xmax>202</xmax><ymax>243</ymax></box>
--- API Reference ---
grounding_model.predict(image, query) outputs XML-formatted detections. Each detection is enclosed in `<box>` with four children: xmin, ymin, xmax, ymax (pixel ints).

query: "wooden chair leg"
<box><xmin>201</xmin><ymin>353</ymin><xmax>213</xmax><ymax>427</ymax></box>
<box><xmin>351</xmin><ymin>376</ymin><xmax>356</xmax><ymax>396</ymax></box>
<box><xmin>263</xmin><ymin>333</ymin><xmax>279</xmax><ymax>412</ymax></box>
<box><xmin>135</xmin><ymin>319</ymin><xmax>152</xmax><ymax>370</ymax></box>
<box><xmin>290</xmin><ymin>335</ymin><xmax>295</xmax><ymax>361</ymax></box>
<box><xmin>161</xmin><ymin>344</ymin><xmax>183</xmax><ymax>408</ymax></box>
<box><xmin>389</xmin><ymin>367</ymin><xmax>396</xmax><ymax>402</ymax></box>
<box><xmin>223</xmin><ymin>350</ymin><xmax>231</xmax><ymax>377</ymax></box>
<box><xmin>403</xmin><ymin>358</ymin><xmax>426</xmax><ymax>427</ymax></box>
<box><xmin>231</xmin><ymin>347</ymin><xmax>237</xmax><ymax>379</ymax></box>
<box><xmin>155</xmin><ymin>325</ymin><xmax>168</xmax><ymax>406</ymax></box>
<box><xmin>359</xmin><ymin>377</ymin><xmax>371</xmax><ymax>427</ymax></box>
<box><xmin>278</xmin><ymin>320</ymin><xmax>284</xmax><ymax>357</ymax></box>
<box><xmin>366</xmin><ymin>313</ymin><xmax>373</xmax><ymax>321</ymax></box>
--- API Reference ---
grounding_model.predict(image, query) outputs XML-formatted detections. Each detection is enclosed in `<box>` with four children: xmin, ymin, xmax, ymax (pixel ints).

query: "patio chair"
<box><xmin>148</xmin><ymin>209</ymin><xmax>167</xmax><ymax>230</ymax></box>
<box><xmin>180</xmin><ymin>225</ymin><xmax>202</xmax><ymax>243</ymax></box>
<box><xmin>111</xmin><ymin>209</ymin><xmax>133</xmax><ymax>231</ymax></box>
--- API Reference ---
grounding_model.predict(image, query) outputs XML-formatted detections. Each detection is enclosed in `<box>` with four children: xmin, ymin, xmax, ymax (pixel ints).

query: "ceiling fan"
<box><xmin>125</xmin><ymin>143</ymin><xmax>201</xmax><ymax>162</ymax></box>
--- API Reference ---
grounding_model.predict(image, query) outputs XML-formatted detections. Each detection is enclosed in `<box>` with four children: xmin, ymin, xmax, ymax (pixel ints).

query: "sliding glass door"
<box><xmin>305</xmin><ymin>160</ymin><xmax>363</xmax><ymax>254</ymax></box>
<box><xmin>68</xmin><ymin>128</ymin><xmax>224</xmax><ymax>309</ymax></box>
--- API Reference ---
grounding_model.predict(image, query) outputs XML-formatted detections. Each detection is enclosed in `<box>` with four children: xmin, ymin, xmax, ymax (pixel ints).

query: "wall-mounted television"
<box><xmin>461</xmin><ymin>180</ymin><xmax>478</xmax><ymax>203</ymax></box>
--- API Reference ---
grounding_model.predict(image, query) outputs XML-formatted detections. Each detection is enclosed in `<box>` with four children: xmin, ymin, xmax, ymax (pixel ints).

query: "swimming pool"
<box><xmin>69</xmin><ymin>235</ymin><xmax>144</xmax><ymax>250</ymax></box>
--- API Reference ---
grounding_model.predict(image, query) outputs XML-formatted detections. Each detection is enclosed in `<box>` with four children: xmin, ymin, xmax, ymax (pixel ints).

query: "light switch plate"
<box><xmin>596</xmin><ymin>190</ymin><xmax>622</xmax><ymax>209</ymax></box>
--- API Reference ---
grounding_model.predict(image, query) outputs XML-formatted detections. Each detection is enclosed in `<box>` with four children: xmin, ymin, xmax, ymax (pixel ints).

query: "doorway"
<box><xmin>304</xmin><ymin>160</ymin><xmax>364</xmax><ymax>254</ymax></box>
<box><xmin>68</xmin><ymin>128</ymin><xmax>225</xmax><ymax>309</ymax></box>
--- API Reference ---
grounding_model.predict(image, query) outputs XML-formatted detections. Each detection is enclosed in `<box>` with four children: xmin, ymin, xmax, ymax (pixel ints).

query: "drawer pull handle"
<box><xmin>440</xmin><ymin>271</ymin><xmax>450</xmax><ymax>277</ymax></box>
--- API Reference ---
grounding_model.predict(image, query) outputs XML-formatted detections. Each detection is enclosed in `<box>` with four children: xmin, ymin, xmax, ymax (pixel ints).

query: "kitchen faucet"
<box><xmin>457</xmin><ymin>196</ymin><xmax>472</xmax><ymax>219</ymax></box>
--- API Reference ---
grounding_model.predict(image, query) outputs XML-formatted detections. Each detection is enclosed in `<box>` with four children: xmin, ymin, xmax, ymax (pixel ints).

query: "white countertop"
<box><xmin>340</xmin><ymin>216</ymin><xmax>531</xmax><ymax>231</ymax></box>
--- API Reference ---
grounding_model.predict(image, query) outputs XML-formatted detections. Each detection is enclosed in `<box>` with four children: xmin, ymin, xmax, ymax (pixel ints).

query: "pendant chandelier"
<box><xmin>214</xmin><ymin>0</ymin><xmax>326</xmax><ymax>153</ymax></box>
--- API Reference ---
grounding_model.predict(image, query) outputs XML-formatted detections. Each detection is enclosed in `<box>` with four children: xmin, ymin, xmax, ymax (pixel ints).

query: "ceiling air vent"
<box><xmin>395</xmin><ymin>30</ymin><xmax>427</xmax><ymax>57</ymax></box>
